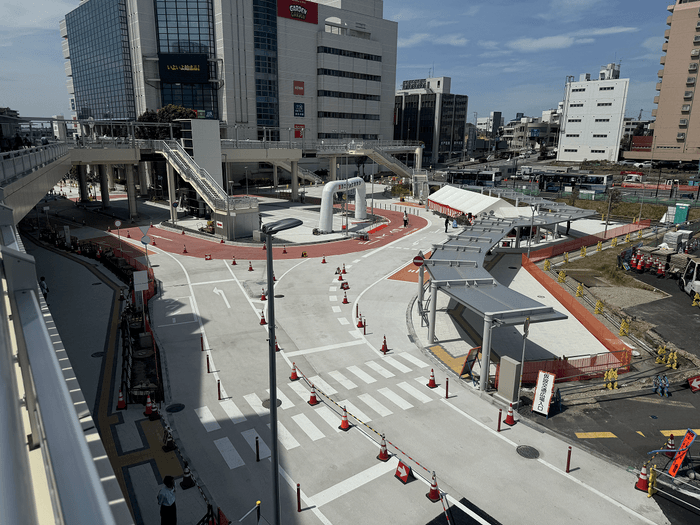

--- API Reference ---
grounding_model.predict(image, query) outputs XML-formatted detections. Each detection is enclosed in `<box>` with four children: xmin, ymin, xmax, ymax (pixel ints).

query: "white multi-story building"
<box><xmin>476</xmin><ymin>112</ymin><xmax>504</xmax><ymax>135</ymax></box>
<box><xmin>557</xmin><ymin>63</ymin><xmax>629</xmax><ymax>162</ymax></box>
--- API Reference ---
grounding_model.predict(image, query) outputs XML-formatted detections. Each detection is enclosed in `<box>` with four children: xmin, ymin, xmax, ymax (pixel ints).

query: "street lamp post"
<box><xmin>261</xmin><ymin>218</ymin><xmax>303</xmax><ymax>525</ymax></box>
<box><xmin>526</xmin><ymin>204</ymin><xmax>536</xmax><ymax>258</ymax></box>
<box><xmin>245</xmin><ymin>166</ymin><xmax>249</xmax><ymax>197</ymax></box>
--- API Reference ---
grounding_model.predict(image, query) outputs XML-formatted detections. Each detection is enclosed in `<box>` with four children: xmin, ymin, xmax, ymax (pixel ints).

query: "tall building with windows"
<box><xmin>60</xmin><ymin>0</ymin><xmax>397</xmax><ymax>140</ymax></box>
<box><xmin>557</xmin><ymin>63</ymin><xmax>628</xmax><ymax>162</ymax></box>
<box><xmin>650</xmin><ymin>0</ymin><xmax>700</xmax><ymax>161</ymax></box>
<box><xmin>393</xmin><ymin>77</ymin><xmax>468</xmax><ymax>166</ymax></box>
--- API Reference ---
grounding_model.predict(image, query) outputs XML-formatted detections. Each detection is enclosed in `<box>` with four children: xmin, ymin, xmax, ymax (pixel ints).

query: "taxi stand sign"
<box><xmin>532</xmin><ymin>370</ymin><xmax>556</xmax><ymax>416</ymax></box>
<box><xmin>668</xmin><ymin>429</ymin><xmax>697</xmax><ymax>478</ymax></box>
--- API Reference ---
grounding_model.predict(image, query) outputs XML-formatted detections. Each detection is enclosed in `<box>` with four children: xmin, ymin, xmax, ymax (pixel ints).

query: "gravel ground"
<box><xmin>588</xmin><ymin>284</ymin><xmax>668</xmax><ymax>310</ymax></box>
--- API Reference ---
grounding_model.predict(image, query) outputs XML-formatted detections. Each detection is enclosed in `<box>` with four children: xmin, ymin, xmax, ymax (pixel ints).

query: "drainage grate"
<box><xmin>262</xmin><ymin>399</ymin><xmax>282</xmax><ymax>409</ymax></box>
<box><xmin>516</xmin><ymin>445</ymin><xmax>540</xmax><ymax>459</ymax></box>
<box><xmin>166</xmin><ymin>403</ymin><xmax>186</xmax><ymax>413</ymax></box>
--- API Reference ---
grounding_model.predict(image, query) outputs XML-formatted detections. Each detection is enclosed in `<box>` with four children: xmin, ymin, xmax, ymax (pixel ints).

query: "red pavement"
<box><xmin>113</xmin><ymin>208</ymin><xmax>427</xmax><ymax>260</ymax></box>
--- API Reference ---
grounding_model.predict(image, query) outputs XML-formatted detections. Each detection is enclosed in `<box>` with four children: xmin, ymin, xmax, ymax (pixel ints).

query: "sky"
<box><xmin>0</xmin><ymin>0</ymin><xmax>668</xmax><ymax>124</ymax></box>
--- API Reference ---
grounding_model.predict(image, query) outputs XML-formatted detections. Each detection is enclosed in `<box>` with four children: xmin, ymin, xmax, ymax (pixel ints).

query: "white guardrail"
<box><xmin>0</xmin><ymin>144</ymin><xmax>69</xmax><ymax>184</ymax></box>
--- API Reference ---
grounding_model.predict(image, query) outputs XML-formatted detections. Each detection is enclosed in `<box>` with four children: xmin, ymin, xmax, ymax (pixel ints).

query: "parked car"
<box><xmin>633</xmin><ymin>161</ymin><xmax>652</xmax><ymax>168</ymax></box>
<box><xmin>653</xmin><ymin>160</ymin><xmax>675</xmax><ymax>169</ymax></box>
<box><xmin>618</xmin><ymin>160</ymin><xmax>636</xmax><ymax>166</ymax></box>
<box><xmin>678</xmin><ymin>162</ymin><xmax>699</xmax><ymax>171</ymax></box>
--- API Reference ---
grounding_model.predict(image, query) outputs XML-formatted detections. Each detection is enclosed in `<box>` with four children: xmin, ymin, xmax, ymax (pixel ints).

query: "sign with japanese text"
<box><xmin>294</xmin><ymin>103</ymin><xmax>305</xmax><ymax>117</ymax></box>
<box><xmin>668</xmin><ymin>430</ymin><xmax>696</xmax><ymax>477</ymax></box>
<box><xmin>158</xmin><ymin>53</ymin><xmax>208</xmax><ymax>84</ymax></box>
<box><xmin>294</xmin><ymin>80</ymin><xmax>305</xmax><ymax>95</ymax></box>
<box><xmin>532</xmin><ymin>371</ymin><xmax>556</xmax><ymax>416</ymax></box>
<box><xmin>294</xmin><ymin>124</ymin><xmax>305</xmax><ymax>139</ymax></box>
<box><xmin>277</xmin><ymin>0</ymin><xmax>318</xmax><ymax>24</ymax></box>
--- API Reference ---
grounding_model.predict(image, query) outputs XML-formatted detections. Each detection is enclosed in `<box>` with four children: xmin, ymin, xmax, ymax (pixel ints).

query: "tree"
<box><xmin>135</xmin><ymin>105</ymin><xmax>197</xmax><ymax>139</ymax></box>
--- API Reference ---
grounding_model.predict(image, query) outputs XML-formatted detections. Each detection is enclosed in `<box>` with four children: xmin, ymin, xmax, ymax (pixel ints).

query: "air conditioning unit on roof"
<box><xmin>680</xmin><ymin>118</ymin><xmax>689</xmax><ymax>126</ymax></box>
<box><xmin>692</xmin><ymin>49</ymin><xmax>700</xmax><ymax>57</ymax></box>
<box><xmin>678</xmin><ymin>132</ymin><xmax>686</xmax><ymax>140</ymax></box>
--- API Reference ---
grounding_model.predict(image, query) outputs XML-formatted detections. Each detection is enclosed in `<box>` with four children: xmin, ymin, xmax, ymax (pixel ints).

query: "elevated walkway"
<box><xmin>273</xmin><ymin>160</ymin><xmax>322</xmax><ymax>184</ymax></box>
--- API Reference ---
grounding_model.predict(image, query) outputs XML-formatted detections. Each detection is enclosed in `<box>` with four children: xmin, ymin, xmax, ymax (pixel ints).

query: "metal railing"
<box><xmin>0</xmin><ymin>144</ymin><xmax>69</xmax><ymax>184</ymax></box>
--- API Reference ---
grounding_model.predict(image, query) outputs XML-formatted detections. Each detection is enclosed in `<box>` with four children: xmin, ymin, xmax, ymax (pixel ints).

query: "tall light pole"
<box><xmin>526</xmin><ymin>204</ymin><xmax>536</xmax><ymax>258</ymax></box>
<box><xmin>261</xmin><ymin>218</ymin><xmax>303</xmax><ymax>525</ymax></box>
<box><xmin>245</xmin><ymin>166</ymin><xmax>249</xmax><ymax>197</ymax></box>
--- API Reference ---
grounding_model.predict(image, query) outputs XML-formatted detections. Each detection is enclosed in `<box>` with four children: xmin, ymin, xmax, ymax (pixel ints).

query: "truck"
<box><xmin>678</xmin><ymin>256</ymin><xmax>700</xmax><ymax>300</ymax></box>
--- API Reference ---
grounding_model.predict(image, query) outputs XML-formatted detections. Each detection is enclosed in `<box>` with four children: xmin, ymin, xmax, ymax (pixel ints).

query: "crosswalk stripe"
<box><xmin>288</xmin><ymin>381</ymin><xmax>310</xmax><ymax>402</ymax></box>
<box><xmin>382</xmin><ymin>356</ymin><xmax>412</xmax><ymax>374</ymax></box>
<box><xmin>332</xmin><ymin>306</ymin><xmax>341</xmax><ymax>313</ymax></box>
<box><xmin>220</xmin><ymin>400</ymin><xmax>247</xmax><ymax>425</ymax></box>
<box><xmin>292</xmin><ymin>413</ymin><xmax>326</xmax><ymax>441</ymax></box>
<box><xmin>347</xmin><ymin>365</ymin><xmax>376</xmax><ymax>384</ymax></box>
<box><xmin>329</xmin><ymin>286</ymin><xmax>337</xmax><ymax>292</ymax></box>
<box><xmin>214</xmin><ymin>437</ymin><xmax>245</xmax><ymax>469</ymax></box>
<box><xmin>337</xmin><ymin>317</ymin><xmax>350</xmax><ymax>325</ymax></box>
<box><xmin>309</xmin><ymin>375</ymin><xmax>338</xmax><ymax>396</ymax></box>
<box><xmin>378</xmin><ymin>387</ymin><xmax>414</xmax><ymax>410</ymax></box>
<box><xmin>397</xmin><ymin>381</ymin><xmax>432</xmax><ymax>403</ymax></box>
<box><xmin>266</xmin><ymin>388</ymin><xmax>294</xmax><ymax>410</ymax></box>
<box><xmin>241</xmin><ymin>429</ymin><xmax>271</xmax><ymax>459</ymax></box>
<box><xmin>338</xmin><ymin>399</ymin><xmax>371</xmax><ymax>423</ymax></box>
<box><xmin>398</xmin><ymin>353</ymin><xmax>430</xmax><ymax>368</ymax></box>
<box><xmin>244</xmin><ymin>393</ymin><xmax>268</xmax><ymax>417</ymax></box>
<box><xmin>315</xmin><ymin>406</ymin><xmax>342</xmax><ymax>433</ymax></box>
<box><xmin>328</xmin><ymin>370</ymin><xmax>357</xmax><ymax>390</ymax></box>
<box><xmin>329</xmin><ymin>295</ymin><xmax>338</xmax><ymax>302</ymax></box>
<box><xmin>365</xmin><ymin>361</ymin><xmax>395</xmax><ymax>378</ymax></box>
<box><xmin>270</xmin><ymin>422</ymin><xmax>300</xmax><ymax>450</ymax></box>
<box><xmin>194</xmin><ymin>406</ymin><xmax>221</xmax><ymax>432</ymax></box>
<box><xmin>357</xmin><ymin>393</ymin><xmax>393</xmax><ymax>417</ymax></box>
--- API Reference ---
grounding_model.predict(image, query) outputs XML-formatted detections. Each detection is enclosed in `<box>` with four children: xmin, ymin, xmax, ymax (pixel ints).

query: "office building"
<box><xmin>60</xmin><ymin>0</ymin><xmax>398</xmax><ymax>141</ymax></box>
<box><xmin>557</xmin><ymin>63</ymin><xmax>628</xmax><ymax>162</ymax></box>
<box><xmin>393</xmin><ymin>77</ymin><xmax>468</xmax><ymax>166</ymax></box>
<box><xmin>476</xmin><ymin>112</ymin><xmax>504</xmax><ymax>135</ymax></box>
<box><xmin>650</xmin><ymin>0</ymin><xmax>700</xmax><ymax>161</ymax></box>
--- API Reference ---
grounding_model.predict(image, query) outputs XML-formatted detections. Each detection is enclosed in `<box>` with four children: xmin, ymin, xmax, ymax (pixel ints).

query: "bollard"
<box><xmin>445</xmin><ymin>377</ymin><xmax>449</xmax><ymax>399</ymax></box>
<box><xmin>256</xmin><ymin>501</ymin><xmax>261</xmax><ymax>522</ymax></box>
<box><xmin>363</xmin><ymin>317</ymin><xmax>366</xmax><ymax>335</ymax></box>
<box><xmin>297</xmin><ymin>483</ymin><xmax>301</xmax><ymax>512</ymax></box>
<box><xmin>256</xmin><ymin>436</ymin><xmax>260</xmax><ymax>462</ymax></box>
<box><xmin>497</xmin><ymin>409</ymin><xmax>502</xmax><ymax>432</ymax></box>
<box><xmin>200</xmin><ymin>334</ymin><xmax>204</xmax><ymax>352</ymax></box>
<box><xmin>566</xmin><ymin>446</ymin><xmax>572</xmax><ymax>473</ymax></box>
<box><xmin>217</xmin><ymin>380</ymin><xmax>221</xmax><ymax>400</ymax></box>
<box><xmin>206</xmin><ymin>355</ymin><xmax>210</xmax><ymax>373</ymax></box>
<box><xmin>356</xmin><ymin>304</ymin><xmax>359</xmax><ymax>318</ymax></box>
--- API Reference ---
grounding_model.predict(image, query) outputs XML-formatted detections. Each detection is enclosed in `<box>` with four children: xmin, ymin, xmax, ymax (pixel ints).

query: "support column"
<box><xmin>77</xmin><ymin>164</ymin><xmax>89</xmax><ymax>203</ymax></box>
<box><xmin>107</xmin><ymin>165</ymin><xmax>115</xmax><ymax>190</ymax></box>
<box><xmin>515</xmin><ymin>226</ymin><xmax>521</xmax><ymax>248</ymax></box>
<box><xmin>98</xmin><ymin>165</ymin><xmax>110</xmax><ymax>209</ymax></box>
<box><xmin>330</xmin><ymin>156</ymin><xmax>337</xmax><ymax>181</ymax></box>
<box><xmin>427</xmin><ymin>281</ymin><xmax>438</xmax><ymax>343</ymax></box>
<box><xmin>127</xmin><ymin>164</ymin><xmax>139</xmax><ymax>222</ymax></box>
<box><xmin>291</xmin><ymin>160</ymin><xmax>299</xmax><ymax>201</ymax></box>
<box><xmin>166</xmin><ymin>163</ymin><xmax>177</xmax><ymax>224</ymax></box>
<box><xmin>273</xmin><ymin>164</ymin><xmax>279</xmax><ymax>189</ymax></box>
<box><xmin>137</xmin><ymin>162</ymin><xmax>149</xmax><ymax>197</ymax></box>
<box><xmin>415</xmin><ymin>147</ymin><xmax>422</xmax><ymax>171</ymax></box>
<box><xmin>480</xmin><ymin>315</ymin><xmax>493</xmax><ymax>392</ymax></box>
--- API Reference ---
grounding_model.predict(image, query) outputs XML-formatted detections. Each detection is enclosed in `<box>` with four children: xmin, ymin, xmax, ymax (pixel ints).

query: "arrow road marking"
<box><xmin>213</xmin><ymin>287</ymin><xmax>230</xmax><ymax>308</ymax></box>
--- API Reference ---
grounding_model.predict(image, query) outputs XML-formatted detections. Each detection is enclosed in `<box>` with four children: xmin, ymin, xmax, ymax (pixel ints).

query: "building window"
<box><xmin>317</xmin><ymin>69</ymin><xmax>381</xmax><ymax>82</ymax></box>
<box><xmin>318</xmin><ymin>90</ymin><xmax>380</xmax><ymax>101</ymax></box>
<box><xmin>599</xmin><ymin>86</ymin><xmax>614</xmax><ymax>91</ymax></box>
<box><xmin>597</xmin><ymin>102</ymin><xmax>612</xmax><ymax>106</ymax></box>
<box><xmin>592</xmin><ymin>134</ymin><xmax>608</xmax><ymax>138</ymax></box>
<box><xmin>570</xmin><ymin>103</ymin><xmax>584</xmax><ymax>107</ymax></box>
<box><xmin>591</xmin><ymin>149</ymin><xmax>605</xmax><ymax>153</ymax></box>
<box><xmin>564</xmin><ymin>149</ymin><xmax>578</xmax><ymax>152</ymax></box>
<box><xmin>565</xmin><ymin>134</ymin><xmax>579</xmax><ymax>137</ymax></box>
<box><xmin>317</xmin><ymin>46</ymin><xmax>381</xmax><ymax>62</ymax></box>
<box><xmin>595</xmin><ymin>118</ymin><xmax>610</xmax><ymax>122</ymax></box>
<box><xmin>317</xmin><ymin>111</ymin><xmax>381</xmax><ymax>120</ymax></box>
<box><xmin>568</xmin><ymin>118</ymin><xmax>582</xmax><ymax>123</ymax></box>
<box><xmin>572</xmin><ymin>88</ymin><xmax>586</xmax><ymax>92</ymax></box>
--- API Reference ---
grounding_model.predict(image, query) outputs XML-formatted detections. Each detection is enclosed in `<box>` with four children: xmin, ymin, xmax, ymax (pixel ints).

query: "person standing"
<box><xmin>403</xmin><ymin>211</ymin><xmax>408</xmax><ymax>228</ymax></box>
<box><xmin>157</xmin><ymin>476</ymin><xmax>177</xmax><ymax>524</ymax></box>
<box><xmin>444</xmin><ymin>217</ymin><xmax>449</xmax><ymax>233</ymax></box>
<box><xmin>39</xmin><ymin>277</ymin><xmax>49</xmax><ymax>302</ymax></box>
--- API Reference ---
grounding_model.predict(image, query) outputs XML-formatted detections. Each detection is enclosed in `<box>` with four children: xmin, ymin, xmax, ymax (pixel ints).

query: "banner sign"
<box><xmin>294</xmin><ymin>80</ymin><xmax>305</xmax><ymax>95</ymax></box>
<box><xmin>294</xmin><ymin>124</ymin><xmax>305</xmax><ymax>139</ymax></box>
<box><xmin>668</xmin><ymin>430</ymin><xmax>696</xmax><ymax>477</ymax></box>
<box><xmin>277</xmin><ymin>0</ymin><xmax>318</xmax><ymax>24</ymax></box>
<box><xmin>294</xmin><ymin>103</ymin><xmax>305</xmax><ymax>117</ymax></box>
<box><xmin>532</xmin><ymin>371</ymin><xmax>556</xmax><ymax>416</ymax></box>
<box><xmin>159</xmin><ymin>53</ymin><xmax>208</xmax><ymax>84</ymax></box>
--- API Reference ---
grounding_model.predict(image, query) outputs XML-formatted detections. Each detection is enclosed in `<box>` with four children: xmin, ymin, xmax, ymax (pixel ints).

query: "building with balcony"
<box><xmin>61</xmin><ymin>0</ymin><xmax>398</xmax><ymax>142</ymax></box>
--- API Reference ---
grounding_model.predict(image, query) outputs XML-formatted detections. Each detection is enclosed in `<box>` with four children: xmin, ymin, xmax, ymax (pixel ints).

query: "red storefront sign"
<box><xmin>294</xmin><ymin>124</ymin><xmax>305</xmax><ymax>139</ymax></box>
<box><xmin>277</xmin><ymin>0</ymin><xmax>318</xmax><ymax>24</ymax></box>
<box><xmin>294</xmin><ymin>81</ymin><xmax>304</xmax><ymax>95</ymax></box>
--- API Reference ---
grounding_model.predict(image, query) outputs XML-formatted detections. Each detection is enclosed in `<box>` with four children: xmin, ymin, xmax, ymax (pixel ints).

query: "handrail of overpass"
<box><xmin>0</xmin><ymin>219</ymin><xmax>126</xmax><ymax>524</ymax></box>
<box><xmin>0</xmin><ymin>144</ymin><xmax>69</xmax><ymax>184</ymax></box>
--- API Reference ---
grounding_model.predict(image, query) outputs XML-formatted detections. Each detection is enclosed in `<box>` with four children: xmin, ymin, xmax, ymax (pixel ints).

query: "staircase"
<box><xmin>275</xmin><ymin>160</ymin><xmax>323</xmax><ymax>184</ymax></box>
<box><xmin>360</xmin><ymin>147</ymin><xmax>413</xmax><ymax>179</ymax></box>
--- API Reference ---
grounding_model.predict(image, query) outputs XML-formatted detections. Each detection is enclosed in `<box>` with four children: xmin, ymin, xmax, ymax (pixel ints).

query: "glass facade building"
<box><xmin>253</xmin><ymin>0</ymin><xmax>280</xmax><ymax>139</ymax></box>
<box><xmin>64</xmin><ymin>0</ymin><xmax>135</xmax><ymax>120</ymax></box>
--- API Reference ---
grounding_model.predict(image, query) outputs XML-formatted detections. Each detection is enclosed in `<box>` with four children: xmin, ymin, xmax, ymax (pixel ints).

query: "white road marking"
<box><xmin>397</xmin><ymin>353</ymin><xmax>430</xmax><ymax>368</ymax></box>
<box><xmin>357</xmin><ymin>393</ymin><xmax>393</xmax><ymax>417</ymax></box>
<box><xmin>382</xmin><ymin>356</ymin><xmax>412</xmax><ymax>374</ymax></box>
<box><xmin>315</xmin><ymin>406</ymin><xmax>342</xmax><ymax>433</ymax></box>
<box><xmin>292</xmin><ymin>413</ymin><xmax>325</xmax><ymax>441</ymax></box>
<box><xmin>194</xmin><ymin>406</ymin><xmax>221</xmax><ymax>432</ymax></box>
<box><xmin>243</xmin><ymin>393</ymin><xmax>268</xmax><ymax>417</ymax></box>
<box><xmin>365</xmin><ymin>361</ymin><xmax>395</xmax><ymax>378</ymax></box>
<box><xmin>191</xmin><ymin>278</ymin><xmax>235</xmax><ymax>286</ymax></box>
<box><xmin>241</xmin><ymin>429</ymin><xmax>271</xmax><ymax>460</ymax></box>
<box><xmin>352</xmin><ymin>259</ymin><xmax>360</xmax><ymax>263</ymax></box>
<box><xmin>266</xmin><ymin>388</ymin><xmax>294</xmax><ymax>410</ymax></box>
<box><xmin>337</xmin><ymin>317</ymin><xmax>350</xmax><ymax>325</ymax></box>
<box><xmin>332</xmin><ymin>306</ymin><xmax>341</xmax><ymax>313</ymax></box>
<box><xmin>329</xmin><ymin>295</ymin><xmax>338</xmax><ymax>302</ymax></box>
<box><xmin>220</xmin><ymin>400</ymin><xmax>247</xmax><ymax>425</ymax></box>
<box><xmin>288</xmin><ymin>380</ymin><xmax>310</xmax><ymax>402</ymax></box>
<box><xmin>349</xmin><ymin>330</ymin><xmax>363</xmax><ymax>339</ymax></box>
<box><xmin>285</xmin><ymin>339</ymin><xmax>364</xmax><ymax>358</ymax></box>
<box><xmin>345</xmin><ymin>265</ymin><xmax>352</xmax><ymax>270</ymax></box>
<box><xmin>413</xmin><ymin>377</ymin><xmax>443</xmax><ymax>395</ymax></box>
<box><xmin>269</xmin><ymin>422</ymin><xmax>300</xmax><ymax>450</ymax></box>
<box><xmin>396</xmin><ymin>381</ymin><xmax>432</xmax><ymax>403</ymax></box>
<box><xmin>308</xmin><ymin>376</ymin><xmax>338</xmax><ymax>396</ymax></box>
<box><xmin>378</xmin><ymin>388</ymin><xmax>414</xmax><ymax>410</ymax></box>
<box><xmin>329</xmin><ymin>286</ymin><xmax>337</xmax><ymax>292</ymax></box>
<box><xmin>213</xmin><ymin>287</ymin><xmax>231</xmax><ymax>308</ymax></box>
<box><xmin>310</xmin><ymin>459</ymin><xmax>397</xmax><ymax>508</ymax></box>
<box><xmin>328</xmin><ymin>370</ymin><xmax>357</xmax><ymax>390</ymax></box>
<box><xmin>347</xmin><ymin>365</ymin><xmax>376</xmax><ymax>384</ymax></box>
<box><xmin>213</xmin><ymin>437</ymin><xmax>244</xmax><ymax>469</ymax></box>
<box><xmin>337</xmin><ymin>399</ymin><xmax>371</xmax><ymax>423</ymax></box>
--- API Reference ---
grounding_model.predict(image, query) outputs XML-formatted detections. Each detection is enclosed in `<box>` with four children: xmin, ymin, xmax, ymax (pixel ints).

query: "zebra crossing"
<box><xmin>194</xmin><ymin>352</ymin><xmax>441</xmax><ymax>470</ymax></box>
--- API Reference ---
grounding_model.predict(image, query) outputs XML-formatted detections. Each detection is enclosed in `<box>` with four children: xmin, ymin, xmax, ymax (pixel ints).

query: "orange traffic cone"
<box><xmin>504</xmin><ymin>403</ymin><xmax>516</xmax><ymax>426</ymax></box>
<box><xmin>290</xmin><ymin>363</ymin><xmax>299</xmax><ymax>381</ymax></box>
<box><xmin>143</xmin><ymin>394</ymin><xmax>153</xmax><ymax>417</ymax></box>
<box><xmin>322</xmin><ymin>255</ymin><xmax>326</xmax><ymax>264</ymax></box>
<box><xmin>117</xmin><ymin>388</ymin><xmax>127</xmax><ymax>410</ymax></box>
<box><xmin>381</xmin><ymin>336</ymin><xmax>388</xmax><ymax>354</ymax></box>
<box><xmin>152</xmin><ymin>238</ymin><xmax>156</xmax><ymax>246</ymax></box>
<box><xmin>220</xmin><ymin>238</ymin><xmax>224</xmax><ymax>244</ymax></box>
<box><xmin>107</xmin><ymin>226</ymin><xmax>111</xmax><ymax>232</ymax></box>
<box><xmin>339</xmin><ymin>406</ymin><xmax>351</xmax><ymax>431</ymax></box>
<box><xmin>342</xmin><ymin>292</ymin><xmax>349</xmax><ymax>304</ymax></box>
<box><xmin>283</xmin><ymin>245</ymin><xmax>287</xmax><ymax>254</ymax></box>
<box><xmin>180</xmin><ymin>461</ymin><xmax>196</xmax><ymax>490</ymax></box>
<box><xmin>635</xmin><ymin>464</ymin><xmax>649</xmax><ymax>492</ymax></box>
<box><xmin>357</xmin><ymin>316</ymin><xmax>364</xmax><ymax>328</ymax></box>
<box><xmin>308</xmin><ymin>385</ymin><xmax>320</xmax><ymax>406</ymax></box>
<box><xmin>263</xmin><ymin>243</ymin><xmax>266</xmax><ymax>251</ymax></box>
<box><xmin>377</xmin><ymin>435</ymin><xmax>390</xmax><ymax>462</ymax></box>
<box><xmin>261</xmin><ymin>288</ymin><xmax>267</xmax><ymax>301</ymax></box>
<box><xmin>338</xmin><ymin>273</ymin><xmax>343</xmax><ymax>281</ymax></box>
<box><xmin>666</xmin><ymin>434</ymin><xmax>675</xmax><ymax>458</ymax></box>
<box><xmin>183</xmin><ymin>245</ymin><xmax>188</xmax><ymax>253</ymax></box>
<box><xmin>426</xmin><ymin>473</ymin><xmax>440</xmax><ymax>502</ymax></box>
<box><xmin>273</xmin><ymin>272</ymin><xmax>276</xmax><ymax>282</ymax></box>
<box><xmin>127</xmin><ymin>230</ymin><xmax>131</xmax><ymax>238</ymax></box>
<box><xmin>342</xmin><ymin>264</ymin><xmax>347</xmax><ymax>274</ymax></box>
<box><xmin>427</xmin><ymin>369</ymin><xmax>437</xmax><ymax>389</ymax></box>
<box><xmin>181</xmin><ymin>229</ymin><xmax>185</xmax><ymax>235</ymax></box>
<box><xmin>248</xmin><ymin>261</ymin><xmax>253</xmax><ymax>271</ymax></box>
<box><xmin>657</xmin><ymin>261</ymin><xmax>665</xmax><ymax>277</ymax></box>
<box><xmin>275</xmin><ymin>337</ymin><xmax>281</xmax><ymax>352</ymax></box>
<box><xmin>260</xmin><ymin>311</ymin><xmax>267</xmax><ymax>325</ymax></box>
<box><xmin>231</xmin><ymin>257</ymin><xmax>237</xmax><ymax>265</ymax></box>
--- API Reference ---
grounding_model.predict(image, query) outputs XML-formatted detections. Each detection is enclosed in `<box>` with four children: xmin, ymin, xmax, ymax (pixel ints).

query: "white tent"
<box><xmin>428</xmin><ymin>186</ymin><xmax>513</xmax><ymax>218</ymax></box>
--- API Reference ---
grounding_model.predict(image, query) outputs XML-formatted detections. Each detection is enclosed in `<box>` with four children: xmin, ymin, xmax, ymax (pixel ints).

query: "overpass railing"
<box><xmin>0</xmin><ymin>144</ymin><xmax>69</xmax><ymax>184</ymax></box>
